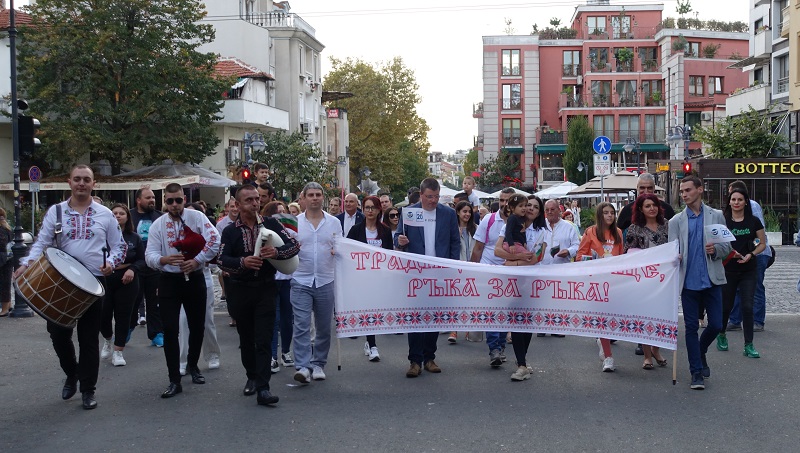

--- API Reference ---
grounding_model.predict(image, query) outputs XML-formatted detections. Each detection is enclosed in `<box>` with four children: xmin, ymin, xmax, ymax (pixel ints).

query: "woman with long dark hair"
<box><xmin>717</xmin><ymin>188</ymin><xmax>766</xmax><ymax>358</ymax></box>
<box><xmin>625</xmin><ymin>193</ymin><xmax>669</xmax><ymax>370</ymax></box>
<box><xmin>347</xmin><ymin>195</ymin><xmax>393</xmax><ymax>362</ymax></box>
<box><xmin>577</xmin><ymin>202</ymin><xmax>623</xmax><ymax>372</ymax></box>
<box><xmin>100</xmin><ymin>204</ymin><xmax>145</xmax><ymax>366</ymax></box>
<box><xmin>382</xmin><ymin>206</ymin><xmax>401</xmax><ymax>239</ymax></box>
<box><xmin>448</xmin><ymin>200</ymin><xmax>478</xmax><ymax>343</ymax></box>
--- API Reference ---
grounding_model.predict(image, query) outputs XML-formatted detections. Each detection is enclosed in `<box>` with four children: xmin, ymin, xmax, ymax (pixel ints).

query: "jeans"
<box><xmin>271</xmin><ymin>279</ymin><xmax>293</xmax><ymax>358</ymax></box>
<box><xmin>728</xmin><ymin>254</ymin><xmax>768</xmax><ymax>326</ymax></box>
<box><xmin>158</xmin><ymin>271</ymin><xmax>207</xmax><ymax>383</ymax></box>
<box><xmin>100</xmin><ymin>269</ymin><xmax>139</xmax><ymax>348</ymax></box>
<box><xmin>290</xmin><ymin>280</ymin><xmax>335</xmax><ymax>370</ymax></box>
<box><xmin>681</xmin><ymin>286</ymin><xmax>722</xmax><ymax>375</ymax></box>
<box><xmin>486</xmin><ymin>331</ymin><xmax>507</xmax><ymax>354</ymax></box>
<box><xmin>227</xmin><ymin>279</ymin><xmax>277</xmax><ymax>391</ymax></box>
<box><xmin>47</xmin><ymin>296</ymin><xmax>103</xmax><ymax>393</ymax></box>
<box><xmin>721</xmin><ymin>269</ymin><xmax>757</xmax><ymax>344</ymax></box>
<box><xmin>407</xmin><ymin>332</ymin><xmax>438</xmax><ymax>365</ymax></box>
<box><xmin>179</xmin><ymin>268</ymin><xmax>220</xmax><ymax>366</ymax></box>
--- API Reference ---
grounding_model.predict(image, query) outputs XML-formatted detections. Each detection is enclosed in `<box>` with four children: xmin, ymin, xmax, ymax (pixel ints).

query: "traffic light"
<box><xmin>18</xmin><ymin>115</ymin><xmax>41</xmax><ymax>160</ymax></box>
<box><xmin>682</xmin><ymin>161</ymin><xmax>692</xmax><ymax>175</ymax></box>
<box><xmin>241</xmin><ymin>166</ymin><xmax>251</xmax><ymax>183</ymax></box>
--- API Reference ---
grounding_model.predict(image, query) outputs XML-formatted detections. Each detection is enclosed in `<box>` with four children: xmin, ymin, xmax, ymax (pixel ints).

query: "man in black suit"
<box><xmin>336</xmin><ymin>192</ymin><xmax>364</xmax><ymax>237</ymax></box>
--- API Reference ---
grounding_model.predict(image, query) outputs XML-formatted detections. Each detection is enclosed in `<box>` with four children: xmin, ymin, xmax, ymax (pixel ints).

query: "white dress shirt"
<box><xmin>292</xmin><ymin>211</ymin><xmax>340</xmax><ymax>288</ymax></box>
<box><xmin>472</xmin><ymin>211</ymin><xmax>506</xmax><ymax>265</ymax></box>
<box><xmin>145</xmin><ymin>208</ymin><xmax>220</xmax><ymax>273</ymax></box>
<box><xmin>343</xmin><ymin>211</ymin><xmax>358</xmax><ymax>237</ymax></box>
<box><xmin>23</xmin><ymin>200</ymin><xmax>126</xmax><ymax>277</ymax></box>
<box><xmin>540</xmin><ymin>219</ymin><xmax>580</xmax><ymax>265</ymax></box>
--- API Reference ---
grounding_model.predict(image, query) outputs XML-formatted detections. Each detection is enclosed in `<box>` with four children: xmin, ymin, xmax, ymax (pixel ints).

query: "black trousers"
<box><xmin>101</xmin><ymin>269</ymin><xmax>139</xmax><ymax>347</ymax></box>
<box><xmin>46</xmin><ymin>295</ymin><xmax>103</xmax><ymax>393</ymax></box>
<box><xmin>132</xmin><ymin>271</ymin><xmax>163</xmax><ymax>340</ymax></box>
<box><xmin>511</xmin><ymin>332</ymin><xmax>533</xmax><ymax>367</ymax></box>
<box><xmin>227</xmin><ymin>279</ymin><xmax>277</xmax><ymax>392</ymax></box>
<box><xmin>158</xmin><ymin>271</ymin><xmax>206</xmax><ymax>383</ymax></box>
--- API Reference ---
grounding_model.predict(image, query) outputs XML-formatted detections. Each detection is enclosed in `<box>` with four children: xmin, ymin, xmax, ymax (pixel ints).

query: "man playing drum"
<box><xmin>14</xmin><ymin>165</ymin><xmax>126</xmax><ymax>410</ymax></box>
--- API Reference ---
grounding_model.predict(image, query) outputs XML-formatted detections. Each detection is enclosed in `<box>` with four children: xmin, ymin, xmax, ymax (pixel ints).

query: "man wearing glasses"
<box><xmin>396</xmin><ymin>178</ymin><xmax>460</xmax><ymax>378</ymax></box>
<box><xmin>145</xmin><ymin>183</ymin><xmax>220</xmax><ymax>398</ymax></box>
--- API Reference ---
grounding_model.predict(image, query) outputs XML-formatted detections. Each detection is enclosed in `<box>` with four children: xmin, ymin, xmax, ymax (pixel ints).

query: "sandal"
<box><xmin>655</xmin><ymin>358</ymin><xmax>667</xmax><ymax>367</ymax></box>
<box><xmin>642</xmin><ymin>361</ymin><xmax>654</xmax><ymax>370</ymax></box>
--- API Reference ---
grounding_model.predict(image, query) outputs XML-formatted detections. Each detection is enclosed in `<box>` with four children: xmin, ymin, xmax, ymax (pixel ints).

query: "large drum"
<box><xmin>14</xmin><ymin>248</ymin><xmax>105</xmax><ymax>328</ymax></box>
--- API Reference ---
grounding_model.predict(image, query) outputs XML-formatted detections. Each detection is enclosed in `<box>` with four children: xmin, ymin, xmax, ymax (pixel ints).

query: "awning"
<box><xmin>0</xmin><ymin>176</ymin><xmax>201</xmax><ymax>192</ymax></box>
<box><xmin>728</xmin><ymin>55</ymin><xmax>770</xmax><ymax>69</ymax></box>
<box><xmin>231</xmin><ymin>78</ymin><xmax>249</xmax><ymax>90</ymax></box>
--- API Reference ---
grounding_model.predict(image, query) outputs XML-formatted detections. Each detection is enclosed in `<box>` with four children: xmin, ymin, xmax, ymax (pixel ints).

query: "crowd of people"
<box><xmin>2</xmin><ymin>164</ymin><xmax>788</xmax><ymax>411</ymax></box>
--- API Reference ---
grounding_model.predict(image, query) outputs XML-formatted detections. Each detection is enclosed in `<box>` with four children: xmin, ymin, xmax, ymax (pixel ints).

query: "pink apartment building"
<box><xmin>474</xmin><ymin>1</ymin><xmax>749</xmax><ymax>190</ymax></box>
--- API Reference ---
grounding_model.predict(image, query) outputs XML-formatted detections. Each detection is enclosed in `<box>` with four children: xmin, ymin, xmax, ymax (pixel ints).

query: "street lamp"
<box><xmin>360</xmin><ymin>167</ymin><xmax>371</xmax><ymax>194</ymax></box>
<box><xmin>243</xmin><ymin>132</ymin><xmax>266</xmax><ymax>164</ymax></box>
<box><xmin>577</xmin><ymin>161</ymin><xmax>589</xmax><ymax>184</ymax></box>
<box><xmin>623</xmin><ymin>137</ymin><xmax>641</xmax><ymax>174</ymax></box>
<box><xmin>666</xmin><ymin>125</ymin><xmax>692</xmax><ymax>160</ymax></box>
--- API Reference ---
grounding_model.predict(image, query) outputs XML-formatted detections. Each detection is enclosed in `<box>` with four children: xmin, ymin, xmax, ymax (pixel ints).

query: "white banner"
<box><xmin>334</xmin><ymin>239</ymin><xmax>680</xmax><ymax>350</ymax></box>
<box><xmin>705</xmin><ymin>224</ymin><xmax>735</xmax><ymax>244</ymax></box>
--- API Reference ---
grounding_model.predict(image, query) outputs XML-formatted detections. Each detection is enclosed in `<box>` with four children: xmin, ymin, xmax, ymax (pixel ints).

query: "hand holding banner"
<box><xmin>402</xmin><ymin>207</ymin><xmax>424</xmax><ymax>227</ymax></box>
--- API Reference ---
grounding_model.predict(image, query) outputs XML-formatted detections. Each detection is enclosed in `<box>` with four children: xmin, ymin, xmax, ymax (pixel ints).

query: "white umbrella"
<box><xmin>119</xmin><ymin>160</ymin><xmax>236</xmax><ymax>188</ymax></box>
<box><xmin>534</xmin><ymin>182</ymin><xmax>578</xmax><ymax>199</ymax></box>
<box><xmin>489</xmin><ymin>187</ymin><xmax>531</xmax><ymax>198</ymax></box>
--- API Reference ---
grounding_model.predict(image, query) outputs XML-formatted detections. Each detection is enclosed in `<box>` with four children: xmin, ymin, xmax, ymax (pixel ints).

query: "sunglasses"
<box><xmin>388</xmin><ymin>213</ymin><xmax>399</xmax><ymax>219</ymax></box>
<box><xmin>165</xmin><ymin>197</ymin><xmax>184</xmax><ymax>205</ymax></box>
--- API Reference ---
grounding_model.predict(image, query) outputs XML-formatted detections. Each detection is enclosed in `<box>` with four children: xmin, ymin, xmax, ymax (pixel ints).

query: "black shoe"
<box><xmin>62</xmin><ymin>376</ymin><xmax>78</xmax><ymax>400</ymax></box>
<box><xmin>536</xmin><ymin>333</ymin><xmax>545</xmax><ymax>337</ymax></box>
<box><xmin>161</xmin><ymin>382</ymin><xmax>183</xmax><ymax>398</ymax></box>
<box><xmin>700</xmin><ymin>353</ymin><xmax>711</xmax><ymax>378</ymax></box>
<box><xmin>81</xmin><ymin>392</ymin><xmax>97</xmax><ymax>410</ymax></box>
<box><xmin>551</xmin><ymin>334</ymin><xmax>565</xmax><ymax>338</ymax></box>
<box><xmin>243</xmin><ymin>379</ymin><xmax>256</xmax><ymax>396</ymax></box>
<box><xmin>635</xmin><ymin>344</ymin><xmax>644</xmax><ymax>356</ymax></box>
<box><xmin>189</xmin><ymin>366</ymin><xmax>205</xmax><ymax>384</ymax></box>
<box><xmin>256</xmin><ymin>390</ymin><xmax>279</xmax><ymax>406</ymax></box>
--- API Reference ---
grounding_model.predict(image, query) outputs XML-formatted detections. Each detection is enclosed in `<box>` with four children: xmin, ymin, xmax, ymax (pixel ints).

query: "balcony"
<box><xmin>562</xmin><ymin>64</ymin><xmax>582</xmax><ymax>77</ymax></box>
<box><xmin>781</xmin><ymin>6</ymin><xmax>790</xmax><ymax>38</ymax></box>
<box><xmin>641</xmin><ymin>59</ymin><xmax>659</xmax><ymax>72</ymax></box>
<box><xmin>726</xmin><ymin>83</ymin><xmax>770</xmax><ymax>114</ymax></box>
<box><xmin>501</xmin><ymin>135</ymin><xmax>524</xmax><ymax>153</ymax></box>
<box><xmin>219</xmin><ymin>99</ymin><xmax>290</xmax><ymax>130</ymax></box>
<box><xmin>753</xmin><ymin>28</ymin><xmax>772</xmax><ymax>58</ymax></box>
<box><xmin>536</xmin><ymin>129</ymin><xmax>667</xmax><ymax>145</ymax></box>
<box><xmin>777</xmin><ymin>77</ymin><xmax>789</xmax><ymax>94</ymax></box>
<box><xmin>501</xmin><ymin>97</ymin><xmax>523</xmax><ymax>110</ymax></box>
<box><xmin>558</xmin><ymin>93</ymin><xmax>665</xmax><ymax>110</ymax></box>
<box><xmin>473</xmin><ymin>102</ymin><xmax>484</xmax><ymax>118</ymax></box>
<box><xmin>587</xmin><ymin>62</ymin><xmax>612</xmax><ymax>73</ymax></box>
<box><xmin>615</xmin><ymin>61</ymin><xmax>633</xmax><ymax>73</ymax></box>
<box><xmin>539</xmin><ymin>130</ymin><xmax>565</xmax><ymax>144</ymax></box>
<box><xmin>244</xmin><ymin>12</ymin><xmax>316</xmax><ymax>36</ymax></box>
<box><xmin>474</xmin><ymin>135</ymin><xmax>484</xmax><ymax>150</ymax></box>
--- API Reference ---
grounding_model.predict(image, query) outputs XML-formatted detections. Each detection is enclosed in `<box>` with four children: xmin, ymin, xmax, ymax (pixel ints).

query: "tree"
<box><xmin>676</xmin><ymin>0</ymin><xmax>692</xmax><ymax>17</ymax></box>
<box><xmin>691</xmin><ymin>107</ymin><xmax>787</xmax><ymax>158</ymax></box>
<box><xmin>563</xmin><ymin>116</ymin><xmax>595</xmax><ymax>184</ymax></box>
<box><xmin>323</xmin><ymin>57</ymin><xmax>431</xmax><ymax>199</ymax></box>
<box><xmin>249</xmin><ymin>131</ymin><xmax>334</xmax><ymax>199</ymax></box>
<box><xmin>17</xmin><ymin>0</ymin><xmax>232</xmax><ymax>174</ymax></box>
<box><xmin>463</xmin><ymin>148</ymin><xmax>478</xmax><ymax>176</ymax></box>
<box><xmin>475</xmin><ymin>150</ymin><xmax>520</xmax><ymax>191</ymax></box>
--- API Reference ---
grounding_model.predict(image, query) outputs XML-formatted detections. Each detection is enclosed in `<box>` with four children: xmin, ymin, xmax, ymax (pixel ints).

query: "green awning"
<box><xmin>536</xmin><ymin>143</ymin><xmax>669</xmax><ymax>154</ymax></box>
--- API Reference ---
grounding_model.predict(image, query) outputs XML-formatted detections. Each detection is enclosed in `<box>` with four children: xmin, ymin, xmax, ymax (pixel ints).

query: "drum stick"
<box><xmin>336</xmin><ymin>335</ymin><xmax>342</xmax><ymax>371</ymax></box>
<box><xmin>672</xmin><ymin>349</ymin><xmax>678</xmax><ymax>385</ymax></box>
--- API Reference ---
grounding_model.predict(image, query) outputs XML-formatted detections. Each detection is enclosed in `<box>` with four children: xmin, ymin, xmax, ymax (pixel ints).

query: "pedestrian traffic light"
<box><xmin>682</xmin><ymin>161</ymin><xmax>692</xmax><ymax>175</ymax></box>
<box><xmin>241</xmin><ymin>166</ymin><xmax>251</xmax><ymax>183</ymax></box>
<box><xmin>18</xmin><ymin>115</ymin><xmax>41</xmax><ymax>160</ymax></box>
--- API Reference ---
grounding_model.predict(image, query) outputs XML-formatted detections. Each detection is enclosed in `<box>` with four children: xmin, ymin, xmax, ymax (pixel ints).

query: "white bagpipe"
<box><xmin>253</xmin><ymin>225</ymin><xmax>299</xmax><ymax>275</ymax></box>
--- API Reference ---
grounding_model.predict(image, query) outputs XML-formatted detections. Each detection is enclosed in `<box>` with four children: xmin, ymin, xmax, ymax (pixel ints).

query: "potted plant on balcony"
<box><xmin>648</xmin><ymin>90</ymin><xmax>663</xmax><ymax>106</ymax></box>
<box><xmin>702</xmin><ymin>43</ymin><xmax>721</xmax><ymax>59</ymax></box>
<box><xmin>615</xmin><ymin>47</ymin><xmax>634</xmax><ymax>72</ymax></box>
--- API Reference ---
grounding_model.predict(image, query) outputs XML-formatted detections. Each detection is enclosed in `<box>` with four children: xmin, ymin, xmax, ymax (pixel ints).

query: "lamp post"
<box><xmin>243</xmin><ymin>132</ymin><xmax>266</xmax><ymax>164</ymax></box>
<box><xmin>9</xmin><ymin>0</ymin><xmax>34</xmax><ymax>318</ymax></box>
<box><xmin>623</xmin><ymin>137</ymin><xmax>641</xmax><ymax>174</ymax></box>
<box><xmin>666</xmin><ymin>125</ymin><xmax>692</xmax><ymax>160</ymax></box>
<box><xmin>576</xmin><ymin>161</ymin><xmax>589</xmax><ymax>184</ymax></box>
<box><xmin>360</xmin><ymin>167</ymin><xmax>371</xmax><ymax>195</ymax></box>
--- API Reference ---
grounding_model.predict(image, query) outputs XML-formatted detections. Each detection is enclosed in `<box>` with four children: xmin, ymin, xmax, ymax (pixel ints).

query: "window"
<box><xmin>540</xmin><ymin>154</ymin><xmax>563</xmax><ymax>168</ymax></box>
<box><xmin>687</xmin><ymin>42</ymin><xmax>700</xmax><ymax>57</ymax></box>
<box><xmin>685</xmin><ymin>112</ymin><xmax>701</xmax><ymax>131</ymax></box>
<box><xmin>616</xmin><ymin>80</ymin><xmax>637</xmax><ymax>106</ymax></box>
<box><xmin>299</xmin><ymin>44</ymin><xmax>305</xmax><ymax>75</ymax></box>
<box><xmin>611</xmin><ymin>15</ymin><xmax>631</xmax><ymax>38</ymax></box>
<box><xmin>563</xmin><ymin>50</ymin><xmax>581</xmax><ymax>76</ymax></box>
<box><xmin>754</xmin><ymin>18</ymin><xmax>764</xmax><ymax>31</ymax></box>
<box><xmin>642</xmin><ymin>80</ymin><xmax>664</xmax><ymax>105</ymax></box>
<box><xmin>644</xmin><ymin>115</ymin><xmax>666</xmax><ymax>143</ymax></box>
<box><xmin>754</xmin><ymin>68</ymin><xmax>764</xmax><ymax>85</ymax></box>
<box><xmin>777</xmin><ymin>55</ymin><xmax>789</xmax><ymax>93</ymax></box>
<box><xmin>589</xmin><ymin>47</ymin><xmax>609</xmax><ymax>71</ymax></box>
<box><xmin>588</xmin><ymin>16</ymin><xmax>606</xmax><ymax>34</ymax></box>
<box><xmin>502</xmin><ymin>49</ymin><xmax>520</xmax><ymax>76</ymax></box>
<box><xmin>591</xmin><ymin>81</ymin><xmax>611</xmax><ymax>106</ymax></box>
<box><xmin>619</xmin><ymin>115</ymin><xmax>640</xmax><ymax>138</ymax></box>
<box><xmin>708</xmin><ymin>77</ymin><xmax>723</xmax><ymax>94</ymax></box>
<box><xmin>502</xmin><ymin>84</ymin><xmax>522</xmax><ymax>110</ymax></box>
<box><xmin>638</xmin><ymin>47</ymin><xmax>658</xmax><ymax>71</ymax></box>
<box><xmin>502</xmin><ymin>119</ymin><xmax>522</xmax><ymax>145</ymax></box>
<box><xmin>593</xmin><ymin>115</ymin><xmax>614</xmax><ymax>137</ymax></box>
<box><xmin>689</xmin><ymin>76</ymin><xmax>704</xmax><ymax>96</ymax></box>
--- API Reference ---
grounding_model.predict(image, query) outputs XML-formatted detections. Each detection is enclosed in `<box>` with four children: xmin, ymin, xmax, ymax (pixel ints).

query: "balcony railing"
<box><xmin>781</xmin><ymin>6</ymin><xmax>790</xmax><ymax>38</ymax></box>
<box><xmin>641</xmin><ymin>59</ymin><xmax>659</xmax><ymax>72</ymax></box>
<box><xmin>777</xmin><ymin>76</ymin><xmax>789</xmax><ymax>94</ymax></box>
<box><xmin>562</xmin><ymin>64</ymin><xmax>582</xmax><ymax>77</ymax></box>
<box><xmin>473</xmin><ymin>102</ymin><xmax>484</xmax><ymax>117</ymax></box>
<box><xmin>559</xmin><ymin>93</ymin><xmax>665</xmax><ymax>109</ymax></box>
<box><xmin>502</xmin><ymin>135</ymin><xmax>524</xmax><ymax>146</ymax></box>
<box><xmin>615</xmin><ymin>61</ymin><xmax>633</xmax><ymax>72</ymax></box>
<box><xmin>588</xmin><ymin>62</ymin><xmax>612</xmax><ymax>73</ymax></box>
<box><xmin>244</xmin><ymin>12</ymin><xmax>316</xmax><ymax>36</ymax></box>
<box><xmin>501</xmin><ymin>97</ymin><xmax>523</xmax><ymax>110</ymax></box>
<box><xmin>537</xmin><ymin>129</ymin><xmax>667</xmax><ymax>144</ymax></box>
<box><xmin>474</xmin><ymin>135</ymin><xmax>484</xmax><ymax>148</ymax></box>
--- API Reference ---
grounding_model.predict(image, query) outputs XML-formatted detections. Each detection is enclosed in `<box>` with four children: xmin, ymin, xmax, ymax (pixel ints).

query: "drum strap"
<box><xmin>54</xmin><ymin>203</ymin><xmax>63</xmax><ymax>250</ymax></box>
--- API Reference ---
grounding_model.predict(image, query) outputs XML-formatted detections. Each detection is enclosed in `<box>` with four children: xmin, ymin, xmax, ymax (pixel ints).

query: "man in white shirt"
<box><xmin>541</xmin><ymin>199</ymin><xmax>580</xmax><ymax>265</ymax></box>
<box><xmin>291</xmin><ymin>182</ymin><xmax>341</xmax><ymax>384</ymax></box>
<box><xmin>145</xmin><ymin>183</ymin><xmax>220</xmax><ymax>399</ymax></box>
<box><xmin>16</xmin><ymin>165</ymin><xmax>126</xmax><ymax>410</ymax></box>
<box><xmin>216</xmin><ymin>197</ymin><xmax>238</xmax><ymax>234</ymax></box>
<box><xmin>469</xmin><ymin>187</ymin><xmax>515</xmax><ymax>365</ymax></box>
<box><xmin>336</xmin><ymin>192</ymin><xmax>364</xmax><ymax>237</ymax></box>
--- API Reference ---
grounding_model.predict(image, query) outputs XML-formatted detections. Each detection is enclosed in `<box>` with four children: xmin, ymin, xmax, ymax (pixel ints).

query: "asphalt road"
<box><xmin>0</xmin><ymin>247</ymin><xmax>798</xmax><ymax>452</ymax></box>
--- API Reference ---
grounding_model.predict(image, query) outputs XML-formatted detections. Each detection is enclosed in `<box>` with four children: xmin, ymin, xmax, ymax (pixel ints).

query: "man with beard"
<box><xmin>131</xmin><ymin>188</ymin><xmax>164</xmax><ymax>347</ymax></box>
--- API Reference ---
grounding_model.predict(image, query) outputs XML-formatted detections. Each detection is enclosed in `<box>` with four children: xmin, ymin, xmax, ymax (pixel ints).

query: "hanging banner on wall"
<box><xmin>334</xmin><ymin>239</ymin><xmax>680</xmax><ymax>350</ymax></box>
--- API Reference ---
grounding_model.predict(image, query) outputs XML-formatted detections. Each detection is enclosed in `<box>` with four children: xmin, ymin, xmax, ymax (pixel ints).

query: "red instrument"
<box><xmin>173</xmin><ymin>224</ymin><xmax>208</xmax><ymax>280</ymax></box>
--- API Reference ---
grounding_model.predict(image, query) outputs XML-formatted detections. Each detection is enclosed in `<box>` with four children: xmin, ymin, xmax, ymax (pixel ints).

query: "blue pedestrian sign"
<box><xmin>593</xmin><ymin>136</ymin><xmax>611</xmax><ymax>154</ymax></box>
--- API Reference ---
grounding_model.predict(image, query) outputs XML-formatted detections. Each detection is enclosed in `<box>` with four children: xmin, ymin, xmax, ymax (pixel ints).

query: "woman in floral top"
<box><xmin>624</xmin><ymin>193</ymin><xmax>669</xmax><ymax>370</ymax></box>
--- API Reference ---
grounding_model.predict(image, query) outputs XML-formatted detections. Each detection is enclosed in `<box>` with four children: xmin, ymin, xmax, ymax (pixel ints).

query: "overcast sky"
<box><xmin>295</xmin><ymin>0</ymin><xmax>751</xmax><ymax>154</ymax></box>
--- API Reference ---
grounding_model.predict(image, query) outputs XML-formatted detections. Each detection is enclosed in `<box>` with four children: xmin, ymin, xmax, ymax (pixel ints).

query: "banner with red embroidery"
<box><xmin>334</xmin><ymin>238</ymin><xmax>680</xmax><ymax>350</ymax></box>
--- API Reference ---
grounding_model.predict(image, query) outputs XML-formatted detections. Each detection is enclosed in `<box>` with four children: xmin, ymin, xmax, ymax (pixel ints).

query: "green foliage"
<box><xmin>762</xmin><ymin>206</ymin><xmax>781</xmax><ymax>232</ymax></box>
<box><xmin>249</xmin><ymin>131</ymin><xmax>334</xmax><ymax>198</ymax></box>
<box><xmin>676</xmin><ymin>0</ymin><xmax>693</xmax><ymax>17</ymax></box>
<box><xmin>616</xmin><ymin>47</ymin><xmax>634</xmax><ymax>63</ymax></box>
<box><xmin>475</xmin><ymin>150</ymin><xmax>520</xmax><ymax>191</ymax></box>
<box><xmin>17</xmin><ymin>0</ymin><xmax>231</xmax><ymax>174</ymax></box>
<box><xmin>323</xmin><ymin>57</ymin><xmax>430</xmax><ymax>199</ymax></box>
<box><xmin>702</xmin><ymin>43</ymin><xmax>721</xmax><ymax>58</ymax></box>
<box><xmin>7</xmin><ymin>203</ymin><xmax>45</xmax><ymax>234</ymax></box>
<box><xmin>537</xmin><ymin>27</ymin><xmax>579</xmax><ymax>40</ymax></box>
<box><xmin>692</xmin><ymin>107</ymin><xmax>787</xmax><ymax>158</ymax></box>
<box><xmin>563</xmin><ymin>116</ymin><xmax>595</xmax><ymax>184</ymax></box>
<box><xmin>549</xmin><ymin>18</ymin><xmax>562</xmax><ymax>28</ymax></box>
<box><xmin>662</xmin><ymin>17</ymin><xmax>749</xmax><ymax>33</ymax></box>
<box><xmin>580</xmin><ymin>205</ymin><xmax>595</xmax><ymax>229</ymax></box>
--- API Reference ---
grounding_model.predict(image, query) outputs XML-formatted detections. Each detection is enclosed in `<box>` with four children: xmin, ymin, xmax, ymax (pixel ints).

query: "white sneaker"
<box><xmin>311</xmin><ymin>365</ymin><xmax>326</xmax><ymax>380</ymax></box>
<box><xmin>368</xmin><ymin>346</ymin><xmax>380</xmax><ymax>362</ymax></box>
<box><xmin>602</xmin><ymin>357</ymin><xmax>616</xmax><ymax>372</ymax></box>
<box><xmin>180</xmin><ymin>362</ymin><xmax>187</xmax><ymax>376</ymax></box>
<box><xmin>511</xmin><ymin>365</ymin><xmax>531</xmax><ymax>381</ymax></box>
<box><xmin>271</xmin><ymin>357</ymin><xmax>280</xmax><ymax>374</ymax></box>
<box><xmin>280</xmin><ymin>352</ymin><xmax>294</xmax><ymax>367</ymax></box>
<box><xmin>363</xmin><ymin>341</ymin><xmax>370</xmax><ymax>356</ymax></box>
<box><xmin>112</xmin><ymin>350</ymin><xmax>126</xmax><ymax>366</ymax></box>
<box><xmin>208</xmin><ymin>354</ymin><xmax>220</xmax><ymax>369</ymax></box>
<box><xmin>137</xmin><ymin>316</ymin><xmax>147</xmax><ymax>326</ymax></box>
<box><xmin>100</xmin><ymin>339</ymin><xmax>113</xmax><ymax>360</ymax></box>
<box><xmin>293</xmin><ymin>367</ymin><xmax>311</xmax><ymax>384</ymax></box>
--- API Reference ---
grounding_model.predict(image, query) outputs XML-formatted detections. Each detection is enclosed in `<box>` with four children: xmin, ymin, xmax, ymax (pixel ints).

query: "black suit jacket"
<box><xmin>336</xmin><ymin>210</ymin><xmax>365</xmax><ymax>234</ymax></box>
<box><xmin>346</xmin><ymin>221</ymin><xmax>394</xmax><ymax>250</ymax></box>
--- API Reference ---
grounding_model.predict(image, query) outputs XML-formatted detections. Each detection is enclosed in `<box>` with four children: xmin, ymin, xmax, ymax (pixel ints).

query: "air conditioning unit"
<box><xmin>576</xmin><ymin>76</ymin><xmax>583</xmax><ymax>86</ymax></box>
<box><xmin>300</xmin><ymin>122</ymin><xmax>311</xmax><ymax>135</ymax></box>
<box><xmin>326</xmin><ymin>144</ymin><xmax>333</xmax><ymax>156</ymax></box>
<box><xmin>225</xmin><ymin>146</ymin><xmax>240</xmax><ymax>164</ymax></box>
<box><xmin>701</xmin><ymin>112</ymin><xmax>713</xmax><ymax>121</ymax></box>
